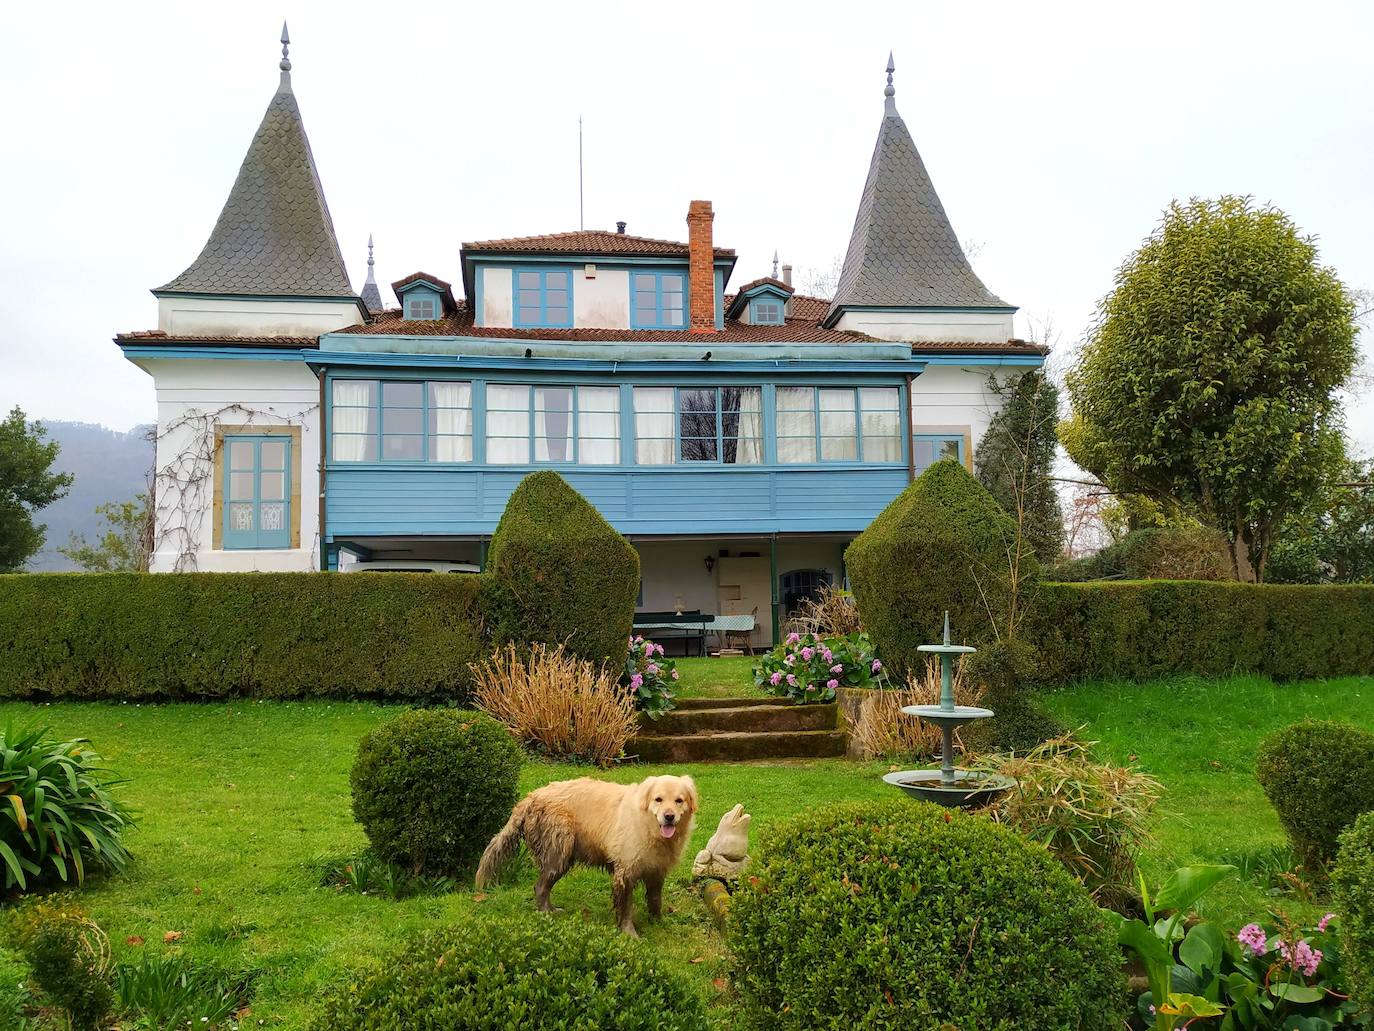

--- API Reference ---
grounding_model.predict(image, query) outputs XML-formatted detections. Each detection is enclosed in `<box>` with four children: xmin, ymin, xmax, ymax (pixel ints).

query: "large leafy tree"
<box><xmin>0</xmin><ymin>407</ymin><xmax>73</xmax><ymax>572</ymax></box>
<box><xmin>1268</xmin><ymin>458</ymin><xmax>1374</xmax><ymax>584</ymax></box>
<box><xmin>1063</xmin><ymin>197</ymin><xmax>1357</xmax><ymax>581</ymax></box>
<box><xmin>975</xmin><ymin>370</ymin><xmax>1065</xmax><ymax>563</ymax></box>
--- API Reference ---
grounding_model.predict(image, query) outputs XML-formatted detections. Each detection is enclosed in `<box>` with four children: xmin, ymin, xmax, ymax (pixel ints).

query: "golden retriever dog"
<box><xmin>476</xmin><ymin>774</ymin><xmax>698</xmax><ymax>936</ymax></box>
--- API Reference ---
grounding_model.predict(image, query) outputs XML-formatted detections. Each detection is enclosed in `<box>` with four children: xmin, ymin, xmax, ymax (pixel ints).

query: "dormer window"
<box><xmin>391</xmin><ymin>272</ymin><xmax>456</xmax><ymax>323</ymax></box>
<box><xmin>751</xmin><ymin>299</ymin><xmax>784</xmax><ymax>324</ymax></box>
<box><xmin>513</xmin><ymin>270</ymin><xmax>573</xmax><ymax>328</ymax></box>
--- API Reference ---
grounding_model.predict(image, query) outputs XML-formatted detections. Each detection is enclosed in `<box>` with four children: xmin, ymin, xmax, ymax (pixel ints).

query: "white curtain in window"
<box><xmin>431</xmin><ymin>382</ymin><xmax>472</xmax><ymax>462</ymax></box>
<box><xmin>730</xmin><ymin>388</ymin><xmax>764</xmax><ymax>464</ymax></box>
<box><xmin>332</xmin><ymin>381</ymin><xmax>372</xmax><ymax>461</ymax></box>
<box><xmin>633</xmin><ymin>387</ymin><xmax>674</xmax><ymax>465</ymax></box>
<box><xmin>578</xmin><ymin>387</ymin><xmax>620</xmax><ymax>465</ymax></box>
<box><xmin>535</xmin><ymin>387</ymin><xmax>574</xmax><ymax>462</ymax></box>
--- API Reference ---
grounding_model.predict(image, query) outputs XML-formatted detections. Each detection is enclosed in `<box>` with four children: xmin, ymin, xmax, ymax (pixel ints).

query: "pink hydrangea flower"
<box><xmin>784</xmin><ymin>653</ymin><xmax>796</xmax><ymax>666</ymax></box>
<box><xmin>769</xmin><ymin>671</ymin><xmax>783</xmax><ymax>686</ymax></box>
<box><xmin>831</xmin><ymin>663</ymin><xmax>844</xmax><ymax>674</ymax></box>
<box><xmin>1318</xmin><ymin>913</ymin><xmax>1336</xmax><ymax>932</ymax></box>
<box><xmin>1237</xmin><ymin>924</ymin><xmax>1268</xmax><ymax>955</ymax></box>
<box><xmin>670</xmin><ymin>669</ymin><xmax>679</xmax><ymax>681</ymax></box>
<box><xmin>646</xmin><ymin>662</ymin><xmax>659</xmax><ymax>675</ymax></box>
<box><xmin>826</xmin><ymin>678</ymin><xmax>839</xmax><ymax>690</ymax></box>
<box><xmin>871</xmin><ymin>659</ymin><xmax>883</xmax><ymax>673</ymax></box>
<box><xmin>801</xmin><ymin>647</ymin><xmax>815</xmax><ymax>661</ymax></box>
<box><xmin>1279</xmin><ymin>939</ymin><xmax>1322</xmax><ymax>977</ymax></box>
<box><xmin>630</xmin><ymin>673</ymin><xmax>644</xmax><ymax>689</ymax></box>
<box><xmin>653</xmin><ymin>643</ymin><xmax>665</xmax><ymax>656</ymax></box>
<box><xmin>786</xmin><ymin>632</ymin><xmax>801</xmax><ymax>645</ymax></box>
<box><xmin>786</xmin><ymin>674</ymin><xmax>797</xmax><ymax>687</ymax></box>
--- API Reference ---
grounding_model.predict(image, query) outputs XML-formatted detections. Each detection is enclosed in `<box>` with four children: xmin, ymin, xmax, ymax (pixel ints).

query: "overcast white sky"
<box><xmin>1</xmin><ymin>0</ymin><xmax>1370</xmax><ymax>453</ymax></box>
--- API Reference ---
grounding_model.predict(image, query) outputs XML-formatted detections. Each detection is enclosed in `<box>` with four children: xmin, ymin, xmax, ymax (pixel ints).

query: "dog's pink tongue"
<box><xmin>660</xmin><ymin>824</ymin><xmax>676</xmax><ymax>839</ymax></box>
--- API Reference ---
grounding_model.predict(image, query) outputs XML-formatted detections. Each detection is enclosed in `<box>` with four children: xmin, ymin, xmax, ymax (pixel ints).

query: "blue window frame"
<box><xmin>913</xmin><ymin>433</ymin><xmax>965</xmax><ymax>473</ymax></box>
<box><xmin>630</xmin><ymin>272</ymin><xmax>687</xmax><ymax>329</ymax></box>
<box><xmin>405</xmin><ymin>296</ymin><xmax>437</xmax><ymax>320</ymax></box>
<box><xmin>330</xmin><ymin>379</ymin><xmax>473</xmax><ymax>463</ymax></box>
<box><xmin>775</xmin><ymin>386</ymin><xmax>903</xmax><ymax>464</ymax></box>
<box><xmin>484</xmin><ymin>383</ymin><xmax>621</xmax><ymax>465</ymax></box>
<box><xmin>513</xmin><ymin>269</ymin><xmax>573</xmax><ymax>327</ymax></box>
<box><xmin>632</xmin><ymin>386</ymin><xmax>762</xmax><ymax>464</ymax></box>
<box><xmin>222</xmin><ymin>435</ymin><xmax>291</xmax><ymax>550</ymax></box>
<box><xmin>750</xmin><ymin>297</ymin><xmax>784</xmax><ymax>324</ymax></box>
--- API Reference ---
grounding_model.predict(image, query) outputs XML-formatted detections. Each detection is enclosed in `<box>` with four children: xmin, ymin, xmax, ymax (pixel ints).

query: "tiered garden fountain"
<box><xmin>882</xmin><ymin>612</ymin><xmax>1015</xmax><ymax>808</ymax></box>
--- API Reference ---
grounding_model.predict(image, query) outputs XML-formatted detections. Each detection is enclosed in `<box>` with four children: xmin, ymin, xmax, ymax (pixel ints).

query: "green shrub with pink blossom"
<box><xmin>751</xmin><ymin>631</ymin><xmax>886</xmax><ymax>704</ymax></box>
<box><xmin>621</xmin><ymin>635</ymin><xmax>678</xmax><ymax>719</ymax></box>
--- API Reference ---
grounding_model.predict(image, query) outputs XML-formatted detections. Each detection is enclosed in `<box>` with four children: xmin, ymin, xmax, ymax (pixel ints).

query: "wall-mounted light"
<box><xmin>704</xmin><ymin>555</ymin><xmax>715</xmax><ymax>575</ymax></box>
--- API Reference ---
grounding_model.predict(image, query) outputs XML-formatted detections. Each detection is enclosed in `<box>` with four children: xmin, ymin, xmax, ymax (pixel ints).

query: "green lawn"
<box><xmin>1</xmin><ymin>669</ymin><xmax>1370</xmax><ymax>1028</ymax></box>
<box><xmin>672</xmin><ymin>656</ymin><xmax>760</xmax><ymax>698</ymax></box>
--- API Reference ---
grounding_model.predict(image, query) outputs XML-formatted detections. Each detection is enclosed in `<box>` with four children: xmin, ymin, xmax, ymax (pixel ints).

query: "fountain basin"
<box><xmin>882</xmin><ymin>769</ymin><xmax>1016</xmax><ymax>808</ymax></box>
<box><xmin>901</xmin><ymin>704</ymin><xmax>995</xmax><ymax>728</ymax></box>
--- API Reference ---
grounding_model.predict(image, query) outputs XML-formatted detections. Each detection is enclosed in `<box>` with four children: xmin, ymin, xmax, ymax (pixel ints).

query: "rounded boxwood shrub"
<box><xmin>350</xmin><ymin>709</ymin><xmax>521</xmax><ymax>874</ymax></box>
<box><xmin>1255</xmin><ymin>719</ymin><xmax>1374</xmax><ymax>873</ymax></box>
<box><xmin>309</xmin><ymin>917</ymin><xmax>708</xmax><ymax>1030</ymax></box>
<box><xmin>960</xmin><ymin>639</ymin><xmax>1064</xmax><ymax>753</ymax></box>
<box><xmin>730</xmin><ymin>799</ymin><xmax>1125</xmax><ymax>1030</ymax></box>
<box><xmin>481</xmin><ymin>471</ymin><xmax>641</xmax><ymax>666</ymax></box>
<box><xmin>846</xmin><ymin>460</ymin><xmax>1035</xmax><ymax>681</ymax></box>
<box><xmin>1333</xmin><ymin>811</ymin><xmax>1374</xmax><ymax>1013</ymax></box>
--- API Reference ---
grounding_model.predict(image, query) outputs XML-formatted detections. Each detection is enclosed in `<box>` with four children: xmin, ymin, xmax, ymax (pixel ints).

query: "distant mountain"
<box><xmin>26</xmin><ymin>421</ymin><xmax>155</xmax><ymax>571</ymax></box>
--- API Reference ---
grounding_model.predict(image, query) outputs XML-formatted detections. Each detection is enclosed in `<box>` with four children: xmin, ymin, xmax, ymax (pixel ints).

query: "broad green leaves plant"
<box><xmin>1064</xmin><ymin>197</ymin><xmax>1358</xmax><ymax>582</ymax></box>
<box><xmin>0</xmin><ymin>724</ymin><xmax>134</xmax><ymax>893</ymax></box>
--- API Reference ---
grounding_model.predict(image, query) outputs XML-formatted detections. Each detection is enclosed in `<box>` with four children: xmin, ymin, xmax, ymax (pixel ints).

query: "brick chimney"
<box><xmin>686</xmin><ymin>200</ymin><xmax>717</xmax><ymax>333</ymax></box>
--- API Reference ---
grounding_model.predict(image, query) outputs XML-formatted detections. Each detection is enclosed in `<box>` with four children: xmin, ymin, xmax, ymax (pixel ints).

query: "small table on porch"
<box><xmin>632</xmin><ymin>612</ymin><xmax>758</xmax><ymax>657</ymax></box>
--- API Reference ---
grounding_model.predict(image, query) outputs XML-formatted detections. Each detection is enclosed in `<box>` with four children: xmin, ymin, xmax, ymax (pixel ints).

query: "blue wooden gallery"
<box><xmin>116</xmin><ymin>37</ymin><xmax>1045</xmax><ymax>647</ymax></box>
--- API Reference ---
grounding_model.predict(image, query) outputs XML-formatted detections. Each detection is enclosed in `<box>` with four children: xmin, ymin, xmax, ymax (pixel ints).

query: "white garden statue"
<box><xmin>692</xmin><ymin>803</ymin><xmax>752</xmax><ymax>881</ymax></box>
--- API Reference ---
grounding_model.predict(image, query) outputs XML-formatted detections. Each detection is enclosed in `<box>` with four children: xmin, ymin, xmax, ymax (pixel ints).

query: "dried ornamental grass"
<box><xmin>782</xmin><ymin>583</ymin><xmax>864</xmax><ymax>638</ymax></box>
<box><xmin>472</xmin><ymin>643</ymin><xmax>638</xmax><ymax>765</ymax></box>
<box><xmin>850</xmin><ymin>655</ymin><xmax>982</xmax><ymax>760</ymax></box>
<box><xmin>973</xmin><ymin>734</ymin><xmax>1163</xmax><ymax>911</ymax></box>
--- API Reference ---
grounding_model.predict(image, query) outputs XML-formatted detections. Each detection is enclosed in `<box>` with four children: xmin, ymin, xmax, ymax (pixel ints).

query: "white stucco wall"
<box><xmin>837</xmin><ymin>309</ymin><xmax>1015</xmax><ymax>344</ymax></box>
<box><xmin>480</xmin><ymin>265</ymin><xmax>631</xmax><ymax>329</ymax></box>
<box><xmin>909</xmin><ymin>365</ymin><xmax>1016</xmax><ymax>456</ymax></box>
<box><xmin>136</xmin><ymin>357</ymin><xmax>321</xmax><ymax>572</ymax></box>
<box><xmin>156</xmin><ymin>296</ymin><xmax>362</xmax><ymax>337</ymax></box>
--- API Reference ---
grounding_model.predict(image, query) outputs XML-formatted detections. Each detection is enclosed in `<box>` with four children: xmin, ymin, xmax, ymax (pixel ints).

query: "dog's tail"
<box><xmin>476</xmin><ymin>799</ymin><xmax>527</xmax><ymax>888</ymax></box>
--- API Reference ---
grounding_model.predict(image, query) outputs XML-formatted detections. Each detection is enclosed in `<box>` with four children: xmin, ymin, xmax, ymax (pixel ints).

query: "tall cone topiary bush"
<box><xmin>846</xmin><ymin>459</ymin><xmax>1035</xmax><ymax>681</ymax></box>
<box><xmin>482</xmin><ymin>471</ymin><xmax>640</xmax><ymax>666</ymax></box>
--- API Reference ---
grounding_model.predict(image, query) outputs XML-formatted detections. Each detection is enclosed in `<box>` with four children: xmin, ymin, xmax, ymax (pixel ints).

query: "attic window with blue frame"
<box><xmin>406</xmin><ymin>297</ymin><xmax>436</xmax><ymax>320</ymax></box>
<box><xmin>751</xmin><ymin>298</ymin><xmax>784</xmax><ymax>324</ymax></box>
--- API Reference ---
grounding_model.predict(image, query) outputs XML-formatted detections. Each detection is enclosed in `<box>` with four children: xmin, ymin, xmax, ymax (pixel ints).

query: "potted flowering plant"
<box><xmin>623</xmin><ymin>635</ymin><xmax>678</xmax><ymax>719</ymax></box>
<box><xmin>751</xmin><ymin>631</ymin><xmax>886</xmax><ymax>704</ymax></box>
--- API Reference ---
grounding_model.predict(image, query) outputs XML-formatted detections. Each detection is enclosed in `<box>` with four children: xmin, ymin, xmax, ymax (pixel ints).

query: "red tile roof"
<box><xmin>461</xmin><ymin>229</ymin><xmax>734</xmax><ymax>259</ymax></box>
<box><xmin>732</xmin><ymin>276</ymin><xmax>794</xmax><ymax>296</ymax></box>
<box><xmin>391</xmin><ymin>271</ymin><xmax>452</xmax><ymax>292</ymax></box>
<box><xmin>333</xmin><ymin>301</ymin><xmax>873</xmax><ymax>343</ymax></box>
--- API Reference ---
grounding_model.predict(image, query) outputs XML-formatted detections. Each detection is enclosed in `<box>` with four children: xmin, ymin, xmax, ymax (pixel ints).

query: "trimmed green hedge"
<box><xmin>0</xmin><ymin>571</ymin><xmax>484</xmax><ymax>701</ymax></box>
<box><xmin>847</xmin><ymin>460</ymin><xmax>1033</xmax><ymax>680</ymax></box>
<box><xmin>482</xmin><ymin>470</ymin><xmax>639</xmax><ymax>666</ymax></box>
<box><xmin>1028</xmin><ymin>580</ymin><xmax>1374</xmax><ymax>683</ymax></box>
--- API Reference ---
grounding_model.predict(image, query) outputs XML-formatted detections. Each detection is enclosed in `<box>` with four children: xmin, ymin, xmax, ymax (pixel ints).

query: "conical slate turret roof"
<box><xmin>824</xmin><ymin>56</ymin><xmax>1009</xmax><ymax>326</ymax></box>
<box><xmin>156</xmin><ymin>29</ymin><xmax>354</xmax><ymax>298</ymax></box>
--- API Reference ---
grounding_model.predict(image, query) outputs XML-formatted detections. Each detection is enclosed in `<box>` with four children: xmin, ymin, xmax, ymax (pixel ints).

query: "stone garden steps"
<box><xmin>630</xmin><ymin>697</ymin><xmax>846</xmax><ymax>762</ymax></box>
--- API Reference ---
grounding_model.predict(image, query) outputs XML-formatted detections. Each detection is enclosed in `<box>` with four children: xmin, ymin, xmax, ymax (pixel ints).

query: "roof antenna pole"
<box><xmin>578</xmin><ymin>115</ymin><xmax>585</xmax><ymax>231</ymax></box>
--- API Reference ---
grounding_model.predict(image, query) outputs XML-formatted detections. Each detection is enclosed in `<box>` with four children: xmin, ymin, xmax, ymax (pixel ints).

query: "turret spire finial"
<box><xmin>365</xmin><ymin>233</ymin><xmax>376</xmax><ymax>282</ymax></box>
<box><xmin>278</xmin><ymin>21</ymin><xmax>293</xmax><ymax>92</ymax></box>
<box><xmin>884</xmin><ymin>51</ymin><xmax>896</xmax><ymax>115</ymax></box>
<box><xmin>772</xmin><ymin>250</ymin><xmax>779</xmax><ymax>278</ymax></box>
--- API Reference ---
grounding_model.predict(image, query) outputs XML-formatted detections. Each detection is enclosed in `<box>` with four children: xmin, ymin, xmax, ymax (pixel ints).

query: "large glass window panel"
<box><xmin>722</xmin><ymin>387</ymin><xmax>763</xmax><ymax>465</ymax></box>
<box><xmin>577</xmin><ymin>386</ymin><xmax>619</xmax><ymax>465</ymax></box>
<box><xmin>513</xmin><ymin>270</ymin><xmax>573</xmax><ymax>327</ymax></box>
<box><xmin>913</xmin><ymin>435</ymin><xmax>964</xmax><ymax>474</ymax></box>
<box><xmin>859</xmin><ymin>387</ymin><xmax>902</xmax><ymax>463</ymax></box>
<box><xmin>631</xmin><ymin>272</ymin><xmax>688</xmax><ymax>329</ymax></box>
<box><xmin>818</xmin><ymin>388</ymin><xmax>858</xmax><ymax>461</ymax></box>
<box><xmin>534</xmin><ymin>386</ymin><xmax>574</xmax><ymax>462</ymax></box>
<box><xmin>679</xmin><ymin>388</ymin><xmax>718</xmax><ymax>462</ymax></box>
<box><xmin>486</xmin><ymin>384</ymin><xmax>531</xmax><ymax>463</ymax></box>
<box><xmin>634</xmin><ymin>387</ymin><xmax>674</xmax><ymax>464</ymax></box>
<box><xmin>381</xmin><ymin>381</ymin><xmax>424</xmax><ymax>461</ymax></box>
<box><xmin>776</xmin><ymin>386</ymin><xmax>816</xmax><ymax>463</ymax></box>
<box><xmin>222</xmin><ymin>435</ymin><xmax>291</xmax><ymax>550</ymax></box>
<box><xmin>428</xmin><ymin>381</ymin><xmax>473</xmax><ymax>463</ymax></box>
<box><xmin>331</xmin><ymin>380</ymin><xmax>377</xmax><ymax>460</ymax></box>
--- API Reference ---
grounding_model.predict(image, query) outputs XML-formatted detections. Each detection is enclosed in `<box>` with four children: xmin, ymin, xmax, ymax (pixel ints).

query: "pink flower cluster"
<box><xmin>1237</xmin><ymin>923</ymin><xmax>1269</xmax><ymax>955</ymax></box>
<box><xmin>1318</xmin><ymin>912</ymin><xmax>1337</xmax><ymax>932</ymax></box>
<box><xmin>629</xmin><ymin>672</ymin><xmax>644</xmax><ymax>689</ymax></box>
<box><xmin>1279</xmin><ymin>939</ymin><xmax>1323</xmax><ymax>978</ymax></box>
